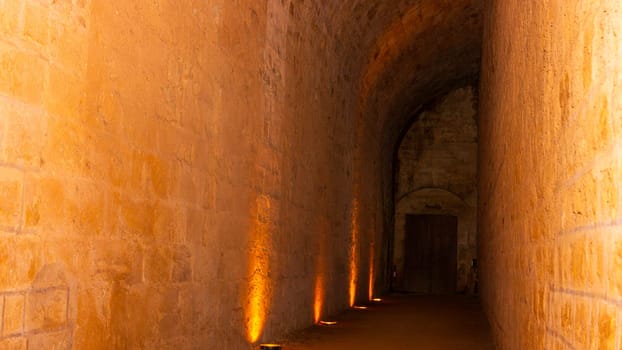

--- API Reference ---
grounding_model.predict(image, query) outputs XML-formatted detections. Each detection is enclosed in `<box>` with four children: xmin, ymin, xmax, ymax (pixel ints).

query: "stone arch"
<box><xmin>393</xmin><ymin>187</ymin><xmax>477</xmax><ymax>292</ymax></box>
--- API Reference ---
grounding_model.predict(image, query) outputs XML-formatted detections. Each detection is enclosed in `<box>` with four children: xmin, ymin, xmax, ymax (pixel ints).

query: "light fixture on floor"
<box><xmin>259</xmin><ymin>344</ymin><xmax>282</xmax><ymax>350</ymax></box>
<box><xmin>352</xmin><ymin>305</ymin><xmax>368</xmax><ymax>310</ymax></box>
<box><xmin>319</xmin><ymin>320</ymin><xmax>337</xmax><ymax>326</ymax></box>
<box><xmin>372</xmin><ymin>298</ymin><xmax>382</xmax><ymax>302</ymax></box>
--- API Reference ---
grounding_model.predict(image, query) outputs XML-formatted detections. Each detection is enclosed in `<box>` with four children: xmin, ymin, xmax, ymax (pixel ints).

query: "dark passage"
<box><xmin>403</xmin><ymin>214</ymin><xmax>458</xmax><ymax>294</ymax></box>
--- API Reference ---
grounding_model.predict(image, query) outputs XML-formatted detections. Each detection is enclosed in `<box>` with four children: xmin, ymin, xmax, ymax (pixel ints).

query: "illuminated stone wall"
<box><xmin>479</xmin><ymin>0</ymin><xmax>622</xmax><ymax>348</ymax></box>
<box><xmin>0</xmin><ymin>0</ymin><xmax>486</xmax><ymax>348</ymax></box>
<box><xmin>0</xmin><ymin>1</ymin><xmax>361</xmax><ymax>348</ymax></box>
<box><xmin>394</xmin><ymin>86</ymin><xmax>478</xmax><ymax>292</ymax></box>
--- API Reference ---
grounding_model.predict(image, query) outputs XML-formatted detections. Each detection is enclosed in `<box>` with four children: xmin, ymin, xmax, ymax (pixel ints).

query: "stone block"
<box><xmin>3</xmin><ymin>294</ymin><xmax>25</xmax><ymax>336</ymax></box>
<box><xmin>65</xmin><ymin>182</ymin><xmax>105</xmax><ymax>237</ymax></box>
<box><xmin>50</xmin><ymin>0</ymin><xmax>73</xmax><ymax>14</ymax></box>
<box><xmin>73</xmin><ymin>290</ymin><xmax>107</xmax><ymax>349</ymax></box>
<box><xmin>27</xmin><ymin>329</ymin><xmax>72</xmax><ymax>350</ymax></box>
<box><xmin>25</xmin><ymin>288</ymin><xmax>68</xmax><ymax>332</ymax></box>
<box><xmin>569</xmin><ymin>237</ymin><xmax>586</xmax><ymax>288</ymax></box>
<box><xmin>572</xmin><ymin>299</ymin><xmax>589</xmax><ymax>348</ymax></box>
<box><xmin>185</xmin><ymin>208</ymin><xmax>206</xmax><ymax>245</ymax></box>
<box><xmin>92</xmin><ymin>239</ymin><xmax>143</xmax><ymax>284</ymax></box>
<box><xmin>88</xmin><ymin>86</ymin><xmax>123</xmax><ymax>135</ymax></box>
<box><xmin>108</xmin><ymin>283</ymin><xmax>158</xmax><ymax>349</ymax></box>
<box><xmin>611</xmin><ymin>235</ymin><xmax>622</xmax><ymax>295</ymax></box>
<box><xmin>2</xmin><ymin>102</ymin><xmax>46</xmax><ymax>169</ymax></box>
<box><xmin>41</xmin><ymin>117</ymin><xmax>85</xmax><ymax>175</ymax></box>
<box><xmin>48</xmin><ymin>17</ymin><xmax>87</xmax><ymax>75</ymax></box>
<box><xmin>153</xmin><ymin>203</ymin><xmax>186</xmax><ymax>243</ymax></box>
<box><xmin>24</xmin><ymin>173</ymin><xmax>61</xmax><ymax>234</ymax></box>
<box><xmin>585</xmin><ymin>235</ymin><xmax>605</xmax><ymax>291</ymax></box>
<box><xmin>0</xmin><ymin>0</ymin><xmax>22</xmax><ymax>36</ymax></box>
<box><xmin>22</xmin><ymin>175</ymin><xmax>63</xmax><ymax>232</ymax></box>
<box><xmin>128</xmin><ymin>150</ymin><xmax>148</xmax><ymax>195</ymax></box>
<box><xmin>596</xmin><ymin>303</ymin><xmax>616</xmax><ymax>349</ymax></box>
<box><xmin>175</xmin><ymin>167</ymin><xmax>201</xmax><ymax>205</ymax></box>
<box><xmin>0</xmin><ymin>337</ymin><xmax>27</xmax><ymax>350</ymax></box>
<box><xmin>0</xmin><ymin>235</ymin><xmax>42</xmax><ymax>290</ymax></box>
<box><xmin>145</xmin><ymin>154</ymin><xmax>170</xmax><ymax>199</ymax></box>
<box><xmin>0</xmin><ymin>46</ymin><xmax>47</xmax><ymax>105</ymax></box>
<box><xmin>45</xmin><ymin>65</ymin><xmax>84</xmax><ymax>120</ymax></box>
<box><xmin>172</xmin><ymin>246</ymin><xmax>192</xmax><ymax>283</ymax></box>
<box><xmin>0</xmin><ymin>167</ymin><xmax>23</xmax><ymax>230</ymax></box>
<box><xmin>116</xmin><ymin>194</ymin><xmax>155</xmax><ymax>238</ymax></box>
<box><xmin>23</xmin><ymin>1</ymin><xmax>50</xmax><ymax>45</ymax></box>
<box><xmin>144</xmin><ymin>246</ymin><xmax>172</xmax><ymax>284</ymax></box>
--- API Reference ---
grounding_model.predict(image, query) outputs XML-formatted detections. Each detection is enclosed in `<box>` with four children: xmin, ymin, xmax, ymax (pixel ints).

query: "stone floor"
<box><xmin>281</xmin><ymin>294</ymin><xmax>495</xmax><ymax>350</ymax></box>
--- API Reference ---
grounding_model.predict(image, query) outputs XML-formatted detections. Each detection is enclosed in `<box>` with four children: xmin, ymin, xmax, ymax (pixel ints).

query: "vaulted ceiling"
<box><xmin>312</xmin><ymin>0</ymin><xmax>483</xmax><ymax>151</ymax></box>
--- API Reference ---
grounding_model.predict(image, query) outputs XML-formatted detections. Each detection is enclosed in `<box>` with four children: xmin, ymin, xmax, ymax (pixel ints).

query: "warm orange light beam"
<box><xmin>313</xmin><ymin>218</ymin><xmax>327</xmax><ymax>323</ymax></box>
<box><xmin>313</xmin><ymin>274</ymin><xmax>324</xmax><ymax>323</ymax></box>
<box><xmin>245</xmin><ymin>195</ymin><xmax>272</xmax><ymax>343</ymax></box>
<box><xmin>348</xmin><ymin>197</ymin><xmax>359</xmax><ymax>307</ymax></box>
<box><xmin>369</xmin><ymin>242</ymin><xmax>375</xmax><ymax>300</ymax></box>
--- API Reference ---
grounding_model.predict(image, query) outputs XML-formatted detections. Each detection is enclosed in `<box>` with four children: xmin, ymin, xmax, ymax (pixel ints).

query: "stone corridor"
<box><xmin>0</xmin><ymin>0</ymin><xmax>621</xmax><ymax>349</ymax></box>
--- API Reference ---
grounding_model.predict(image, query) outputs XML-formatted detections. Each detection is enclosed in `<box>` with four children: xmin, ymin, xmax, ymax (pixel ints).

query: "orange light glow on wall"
<box><xmin>368</xmin><ymin>243</ymin><xmax>375</xmax><ymax>300</ymax></box>
<box><xmin>245</xmin><ymin>195</ymin><xmax>273</xmax><ymax>343</ymax></box>
<box><xmin>349</xmin><ymin>257</ymin><xmax>358</xmax><ymax>307</ymax></box>
<box><xmin>349</xmin><ymin>197</ymin><xmax>359</xmax><ymax>307</ymax></box>
<box><xmin>313</xmin><ymin>218</ymin><xmax>327</xmax><ymax>323</ymax></box>
<box><xmin>314</xmin><ymin>274</ymin><xmax>324</xmax><ymax>323</ymax></box>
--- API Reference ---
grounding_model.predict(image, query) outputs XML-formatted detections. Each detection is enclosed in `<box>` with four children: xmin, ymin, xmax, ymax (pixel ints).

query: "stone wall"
<box><xmin>0</xmin><ymin>1</ymin><xmax>366</xmax><ymax>348</ymax></box>
<box><xmin>479</xmin><ymin>0</ymin><xmax>622</xmax><ymax>348</ymax></box>
<box><xmin>394</xmin><ymin>87</ymin><xmax>478</xmax><ymax>292</ymax></box>
<box><xmin>0</xmin><ymin>0</ymin><xmax>487</xmax><ymax>348</ymax></box>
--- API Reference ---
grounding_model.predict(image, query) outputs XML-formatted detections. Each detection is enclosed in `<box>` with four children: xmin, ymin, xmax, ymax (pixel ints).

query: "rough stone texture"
<box><xmin>479</xmin><ymin>0</ymin><xmax>622</xmax><ymax>349</ymax></box>
<box><xmin>0</xmin><ymin>0</ymin><xmax>358</xmax><ymax>348</ymax></box>
<box><xmin>0</xmin><ymin>0</ymin><xmax>484</xmax><ymax>348</ymax></box>
<box><xmin>394</xmin><ymin>87</ymin><xmax>478</xmax><ymax>292</ymax></box>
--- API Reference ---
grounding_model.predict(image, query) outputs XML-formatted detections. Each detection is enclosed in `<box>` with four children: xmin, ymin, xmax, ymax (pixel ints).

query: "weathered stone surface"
<box><xmin>9</xmin><ymin>0</ymin><xmax>619</xmax><ymax>348</ymax></box>
<box><xmin>0</xmin><ymin>337</ymin><xmax>27</xmax><ymax>350</ymax></box>
<box><xmin>0</xmin><ymin>0</ymin><xmax>404</xmax><ymax>346</ymax></box>
<box><xmin>27</xmin><ymin>330</ymin><xmax>72</xmax><ymax>350</ymax></box>
<box><xmin>0</xmin><ymin>235</ymin><xmax>42</xmax><ymax>290</ymax></box>
<box><xmin>25</xmin><ymin>288</ymin><xmax>68</xmax><ymax>332</ymax></box>
<box><xmin>479</xmin><ymin>0</ymin><xmax>622</xmax><ymax>348</ymax></box>
<box><xmin>0</xmin><ymin>167</ymin><xmax>23</xmax><ymax>231</ymax></box>
<box><xmin>3</xmin><ymin>294</ymin><xmax>25</xmax><ymax>336</ymax></box>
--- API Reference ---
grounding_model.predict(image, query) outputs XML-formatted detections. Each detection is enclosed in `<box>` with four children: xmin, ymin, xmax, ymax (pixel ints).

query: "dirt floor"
<box><xmin>281</xmin><ymin>294</ymin><xmax>495</xmax><ymax>350</ymax></box>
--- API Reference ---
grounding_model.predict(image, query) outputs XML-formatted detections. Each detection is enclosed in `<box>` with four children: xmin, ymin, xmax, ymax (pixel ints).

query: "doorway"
<box><xmin>402</xmin><ymin>214</ymin><xmax>457</xmax><ymax>294</ymax></box>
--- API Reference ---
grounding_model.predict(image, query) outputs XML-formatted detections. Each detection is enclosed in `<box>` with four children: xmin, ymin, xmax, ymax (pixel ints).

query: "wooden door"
<box><xmin>403</xmin><ymin>214</ymin><xmax>457</xmax><ymax>294</ymax></box>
